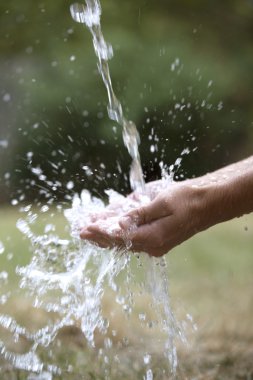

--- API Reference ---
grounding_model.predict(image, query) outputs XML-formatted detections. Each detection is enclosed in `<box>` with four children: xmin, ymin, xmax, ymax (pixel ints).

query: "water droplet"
<box><xmin>66</xmin><ymin>181</ymin><xmax>74</xmax><ymax>190</ymax></box>
<box><xmin>2</xmin><ymin>93</ymin><xmax>11</xmax><ymax>102</ymax></box>
<box><xmin>217</xmin><ymin>101</ymin><xmax>223</xmax><ymax>111</ymax></box>
<box><xmin>143</xmin><ymin>353</ymin><xmax>151</xmax><ymax>365</ymax></box>
<box><xmin>0</xmin><ymin>271</ymin><xmax>8</xmax><ymax>281</ymax></box>
<box><xmin>41</xmin><ymin>205</ymin><xmax>49</xmax><ymax>213</ymax></box>
<box><xmin>0</xmin><ymin>241</ymin><xmax>5</xmax><ymax>255</ymax></box>
<box><xmin>4</xmin><ymin>172</ymin><xmax>11</xmax><ymax>180</ymax></box>
<box><xmin>7</xmin><ymin>252</ymin><xmax>13</xmax><ymax>261</ymax></box>
<box><xmin>171</xmin><ymin>57</ymin><xmax>180</xmax><ymax>72</ymax></box>
<box><xmin>139</xmin><ymin>313</ymin><xmax>146</xmax><ymax>321</ymax></box>
<box><xmin>27</xmin><ymin>151</ymin><xmax>34</xmax><ymax>160</ymax></box>
<box><xmin>16</xmin><ymin>219</ymin><xmax>31</xmax><ymax>236</ymax></box>
<box><xmin>82</xmin><ymin>166</ymin><xmax>93</xmax><ymax>176</ymax></box>
<box><xmin>116</xmin><ymin>295</ymin><xmax>125</xmax><ymax>305</ymax></box>
<box><xmin>150</xmin><ymin>145</ymin><xmax>155</xmax><ymax>153</ymax></box>
<box><xmin>31</xmin><ymin>167</ymin><xmax>42</xmax><ymax>176</ymax></box>
<box><xmin>0</xmin><ymin>139</ymin><xmax>8</xmax><ymax>148</ymax></box>
<box><xmin>70</xmin><ymin>2</ymin><xmax>101</xmax><ymax>26</ymax></box>
<box><xmin>104</xmin><ymin>337</ymin><xmax>112</xmax><ymax>348</ymax></box>
<box><xmin>0</xmin><ymin>294</ymin><xmax>9</xmax><ymax>305</ymax></box>
<box><xmin>145</xmin><ymin>369</ymin><xmax>153</xmax><ymax>380</ymax></box>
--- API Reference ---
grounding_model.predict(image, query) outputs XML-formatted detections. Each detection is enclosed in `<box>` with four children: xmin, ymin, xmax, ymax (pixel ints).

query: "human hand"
<box><xmin>80</xmin><ymin>181</ymin><xmax>207</xmax><ymax>256</ymax></box>
<box><xmin>80</xmin><ymin>156</ymin><xmax>253</xmax><ymax>255</ymax></box>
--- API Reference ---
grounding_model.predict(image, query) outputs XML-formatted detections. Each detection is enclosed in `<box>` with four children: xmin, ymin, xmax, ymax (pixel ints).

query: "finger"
<box><xmin>130</xmin><ymin>223</ymin><xmax>158</xmax><ymax>249</ymax></box>
<box><xmin>119</xmin><ymin>195</ymin><xmax>171</xmax><ymax>229</ymax></box>
<box><xmin>80</xmin><ymin>228</ymin><xmax>117</xmax><ymax>249</ymax></box>
<box><xmin>80</xmin><ymin>230</ymin><xmax>111</xmax><ymax>248</ymax></box>
<box><xmin>129</xmin><ymin>216</ymin><xmax>176</xmax><ymax>256</ymax></box>
<box><xmin>80</xmin><ymin>225</ymin><xmax>124</xmax><ymax>248</ymax></box>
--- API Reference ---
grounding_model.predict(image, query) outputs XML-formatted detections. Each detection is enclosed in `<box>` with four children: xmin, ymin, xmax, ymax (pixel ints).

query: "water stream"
<box><xmin>0</xmin><ymin>1</ymin><xmax>190</xmax><ymax>378</ymax></box>
<box><xmin>70</xmin><ymin>0</ymin><xmax>145</xmax><ymax>192</ymax></box>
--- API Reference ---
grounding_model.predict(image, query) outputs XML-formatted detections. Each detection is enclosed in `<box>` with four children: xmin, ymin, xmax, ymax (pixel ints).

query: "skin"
<box><xmin>80</xmin><ymin>156</ymin><xmax>253</xmax><ymax>256</ymax></box>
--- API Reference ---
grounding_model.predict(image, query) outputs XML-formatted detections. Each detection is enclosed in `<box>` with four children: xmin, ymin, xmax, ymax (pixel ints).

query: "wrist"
<box><xmin>188</xmin><ymin>184</ymin><xmax>219</xmax><ymax>233</ymax></box>
<box><xmin>192</xmin><ymin>171</ymin><xmax>253</xmax><ymax>232</ymax></box>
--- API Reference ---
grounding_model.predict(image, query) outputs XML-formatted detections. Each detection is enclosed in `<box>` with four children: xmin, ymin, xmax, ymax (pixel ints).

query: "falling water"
<box><xmin>0</xmin><ymin>0</ymin><xmax>190</xmax><ymax>378</ymax></box>
<box><xmin>70</xmin><ymin>1</ymin><xmax>145</xmax><ymax>192</ymax></box>
<box><xmin>0</xmin><ymin>190</ymin><xmax>186</xmax><ymax>377</ymax></box>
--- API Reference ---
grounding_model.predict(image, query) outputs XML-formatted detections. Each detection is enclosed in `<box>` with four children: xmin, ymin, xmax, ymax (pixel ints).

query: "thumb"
<box><xmin>119</xmin><ymin>195</ymin><xmax>170</xmax><ymax>229</ymax></box>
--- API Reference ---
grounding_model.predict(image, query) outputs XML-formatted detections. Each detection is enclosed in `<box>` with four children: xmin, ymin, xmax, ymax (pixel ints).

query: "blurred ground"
<box><xmin>0</xmin><ymin>209</ymin><xmax>252</xmax><ymax>379</ymax></box>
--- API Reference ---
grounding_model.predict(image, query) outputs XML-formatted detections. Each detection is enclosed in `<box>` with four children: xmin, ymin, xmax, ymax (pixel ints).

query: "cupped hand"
<box><xmin>80</xmin><ymin>181</ymin><xmax>207</xmax><ymax>257</ymax></box>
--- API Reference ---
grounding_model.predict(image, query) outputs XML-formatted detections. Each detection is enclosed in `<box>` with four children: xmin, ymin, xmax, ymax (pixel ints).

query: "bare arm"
<box><xmin>80</xmin><ymin>156</ymin><xmax>253</xmax><ymax>256</ymax></box>
<box><xmin>193</xmin><ymin>156</ymin><xmax>253</xmax><ymax>226</ymax></box>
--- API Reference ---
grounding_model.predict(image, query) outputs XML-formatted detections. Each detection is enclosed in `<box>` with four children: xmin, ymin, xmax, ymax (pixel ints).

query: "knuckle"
<box><xmin>157</xmin><ymin>195</ymin><xmax>172</xmax><ymax>216</ymax></box>
<box><xmin>135</xmin><ymin>207</ymin><xmax>147</xmax><ymax>225</ymax></box>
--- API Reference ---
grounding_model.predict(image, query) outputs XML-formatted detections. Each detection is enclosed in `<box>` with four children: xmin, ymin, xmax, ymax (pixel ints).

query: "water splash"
<box><xmin>0</xmin><ymin>1</ymin><xmax>192</xmax><ymax>378</ymax></box>
<box><xmin>0</xmin><ymin>190</ymin><xmax>186</xmax><ymax>377</ymax></box>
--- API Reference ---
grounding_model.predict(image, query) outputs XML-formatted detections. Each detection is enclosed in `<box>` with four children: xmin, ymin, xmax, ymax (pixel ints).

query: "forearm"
<box><xmin>192</xmin><ymin>156</ymin><xmax>253</xmax><ymax>230</ymax></box>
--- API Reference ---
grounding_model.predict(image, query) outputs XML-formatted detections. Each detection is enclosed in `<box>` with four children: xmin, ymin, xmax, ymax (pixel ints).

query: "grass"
<box><xmin>169</xmin><ymin>214</ymin><xmax>253</xmax><ymax>379</ymax></box>
<box><xmin>0</xmin><ymin>207</ymin><xmax>253</xmax><ymax>379</ymax></box>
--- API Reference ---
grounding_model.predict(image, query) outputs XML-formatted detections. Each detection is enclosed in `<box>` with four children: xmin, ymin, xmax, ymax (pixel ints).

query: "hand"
<box><xmin>80</xmin><ymin>181</ymin><xmax>206</xmax><ymax>257</ymax></box>
<box><xmin>80</xmin><ymin>156</ymin><xmax>253</xmax><ymax>256</ymax></box>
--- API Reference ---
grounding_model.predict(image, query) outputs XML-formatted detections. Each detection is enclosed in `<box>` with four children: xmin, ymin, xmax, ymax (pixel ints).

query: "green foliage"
<box><xmin>0</xmin><ymin>0</ymin><xmax>253</xmax><ymax>201</ymax></box>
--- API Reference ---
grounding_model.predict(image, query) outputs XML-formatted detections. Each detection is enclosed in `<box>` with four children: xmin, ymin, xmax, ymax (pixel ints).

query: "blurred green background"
<box><xmin>0</xmin><ymin>0</ymin><xmax>253</xmax><ymax>203</ymax></box>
